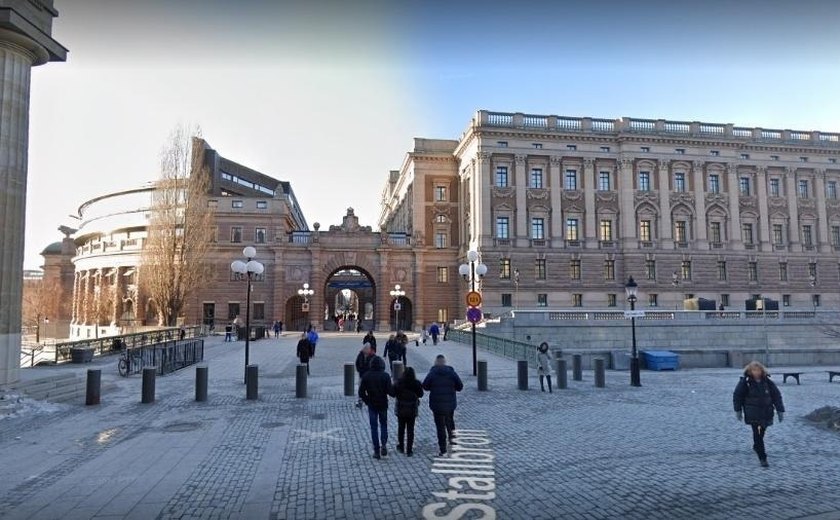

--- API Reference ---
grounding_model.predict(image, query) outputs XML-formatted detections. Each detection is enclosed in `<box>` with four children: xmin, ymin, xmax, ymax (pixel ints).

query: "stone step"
<box><xmin>9</xmin><ymin>373</ymin><xmax>79</xmax><ymax>394</ymax></box>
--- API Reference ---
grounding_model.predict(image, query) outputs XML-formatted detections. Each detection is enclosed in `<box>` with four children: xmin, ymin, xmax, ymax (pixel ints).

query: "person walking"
<box><xmin>355</xmin><ymin>343</ymin><xmax>374</xmax><ymax>408</ymax></box>
<box><xmin>306</xmin><ymin>326</ymin><xmax>319</xmax><ymax>358</ymax></box>
<box><xmin>273</xmin><ymin>321</ymin><xmax>281</xmax><ymax>339</ymax></box>
<box><xmin>733</xmin><ymin>361</ymin><xmax>785</xmax><ymax>467</ymax></box>
<box><xmin>537</xmin><ymin>342</ymin><xmax>553</xmax><ymax>393</ymax></box>
<box><xmin>296</xmin><ymin>332</ymin><xmax>312</xmax><ymax>375</ymax></box>
<box><xmin>429</xmin><ymin>322</ymin><xmax>441</xmax><ymax>345</ymax></box>
<box><xmin>422</xmin><ymin>355</ymin><xmax>464</xmax><ymax>457</ymax></box>
<box><xmin>363</xmin><ymin>331</ymin><xmax>377</xmax><ymax>352</ymax></box>
<box><xmin>393</xmin><ymin>367</ymin><xmax>424</xmax><ymax>457</ymax></box>
<box><xmin>359</xmin><ymin>356</ymin><xmax>393</xmax><ymax>459</ymax></box>
<box><xmin>383</xmin><ymin>335</ymin><xmax>400</xmax><ymax>369</ymax></box>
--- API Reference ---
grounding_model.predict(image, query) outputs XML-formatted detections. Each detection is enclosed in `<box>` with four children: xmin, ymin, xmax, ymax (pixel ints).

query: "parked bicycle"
<box><xmin>118</xmin><ymin>348</ymin><xmax>143</xmax><ymax>377</ymax></box>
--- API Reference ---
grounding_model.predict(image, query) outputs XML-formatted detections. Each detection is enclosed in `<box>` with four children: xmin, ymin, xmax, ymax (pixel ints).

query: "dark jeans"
<box><xmin>432</xmin><ymin>334</ymin><xmax>439</xmax><ymax>345</ymax></box>
<box><xmin>368</xmin><ymin>407</ymin><xmax>388</xmax><ymax>450</ymax></box>
<box><xmin>433</xmin><ymin>412</ymin><xmax>455</xmax><ymax>451</ymax></box>
<box><xmin>751</xmin><ymin>424</ymin><xmax>767</xmax><ymax>459</ymax></box>
<box><xmin>300</xmin><ymin>360</ymin><xmax>310</xmax><ymax>375</ymax></box>
<box><xmin>397</xmin><ymin>416</ymin><xmax>417</xmax><ymax>451</ymax></box>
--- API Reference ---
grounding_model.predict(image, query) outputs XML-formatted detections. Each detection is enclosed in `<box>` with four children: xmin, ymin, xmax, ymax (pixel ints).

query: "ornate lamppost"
<box><xmin>459</xmin><ymin>250</ymin><xmax>488</xmax><ymax>376</ymax></box>
<box><xmin>231</xmin><ymin>246</ymin><xmax>264</xmax><ymax>384</ymax></box>
<box><xmin>298</xmin><ymin>282</ymin><xmax>314</xmax><ymax>329</ymax></box>
<box><xmin>389</xmin><ymin>284</ymin><xmax>405</xmax><ymax>331</ymax></box>
<box><xmin>625</xmin><ymin>276</ymin><xmax>641</xmax><ymax>387</ymax></box>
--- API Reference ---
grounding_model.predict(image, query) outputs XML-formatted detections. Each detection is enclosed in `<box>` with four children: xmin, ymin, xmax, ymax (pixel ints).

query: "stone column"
<box><xmin>692</xmin><ymin>161</ymin><xmax>708</xmax><ymax>246</ymax></box>
<box><xmin>82</xmin><ymin>271</ymin><xmax>91</xmax><ymax>326</ymax></box>
<box><xmin>726</xmin><ymin>164</ymin><xmax>743</xmax><ymax>249</ymax></box>
<box><xmin>549</xmin><ymin>156</ymin><xmax>563</xmax><ymax>240</ymax></box>
<box><xmin>476</xmin><ymin>152</ymin><xmax>492</xmax><ymax>248</ymax></box>
<box><xmin>657</xmin><ymin>160</ymin><xmax>673</xmax><ymax>247</ymax></box>
<box><xmin>111</xmin><ymin>268</ymin><xmax>123</xmax><ymax>327</ymax></box>
<box><xmin>785</xmin><ymin>167</ymin><xmax>800</xmax><ymax>248</ymax></box>
<box><xmin>814</xmin><ymin>169</ymin><xmax>829</xmax><ymax>252</ymax></box>
<box><xmin>0</xmin><ymin>3</ymin><xmax>66</xmax><ymax>385</ymax></box>
<box><xmin>756</xmin><ymin>167</ymin><xmax>771</xmax><ymax>250</ymax></box>
<box><xmin>514</xmin><ymin>155</ymin><xmax>527</xmax><ymax>246</ymax></box>
<box><xmin>618</xmin><ymin>158</ymin><xmax>636</xmax><ymax>247</ymax></box>
<box><xmin>71</xmin><ymin>271</ymin><xmax>80</xmax><ymax>324</ymax></box>
<box><xmin>583</xmin><ymin>159</ymin><xmax>597</xmax><ymax>247</ymax></box>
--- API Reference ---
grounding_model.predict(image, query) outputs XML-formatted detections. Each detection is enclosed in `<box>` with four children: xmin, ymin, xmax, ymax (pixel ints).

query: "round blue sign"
<box><xmin>466</xmin><ymin>307</ymin><xmax>483</xmax><ymax>323</ymax></box>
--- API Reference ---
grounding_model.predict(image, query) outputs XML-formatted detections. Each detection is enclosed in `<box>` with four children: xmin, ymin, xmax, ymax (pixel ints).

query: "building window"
<box><xmin>255</xmin><ymin>227</ymin><xmax>266</xmax><ymax>244</ymax></box>
<box><xmin>782</xmin><ymin>294</ymin><xmax>791</xmax><ymax>307</ymax></box>
<box><xmin>535</xmin><ymin>258</ymin><xmax>546</xmax><ymax>280</ymax></box>
<box><xmin>228</xmin><ymin>303</ymin><xmax>240</xmax><ymax>320</ymax></box>
<box><xmin>253</xmin><ymin>302</ymin><xmax>265</xmax><ymax>320</ymax></box>
<box><xmin>830</xmin><ymin>158</ymin><xmax>838</xmax><ymax>164</ymax></box>
<box><xmin>641</xmin><ymin>147</ymin><xmax>650</xmax><ymax>153</ymax></box>
<box><xmin>740</xmin><ymin>153</ymin><xmax>750</xmax><ymax>160</ymax></box>
<box><xmin>648</xmin><ymin>294</ymin><xmax>658</xmax><ymax>307</ymax></box>
<box><xmin>607</xmin><ymin>293</ymin><xmax>617</xmax><ymax>307</ymax></box>
<box><xmin>600</xmin><ymin>146</ymin><xmax>611</xmax><ymax>153</ymax></box>
<box><xmin>711</xmin><ymin>150</ymin><xmax>720</xmax><ymax>157</ymax></box>
<box><xmin>566</xmin><ymin>219</ymin><xmax>579</xmax><ymax>241</ymax></box>
<box><xmin>566</xmin><ymin>144</ymin><xmax>577</xmax><ymax>151</ymax></box>
<box><xmin>435</xmin><ymin>233</ymin><xmax>447</xmax><ymax>248</ymax></box>
<box><xmin>497</xmin><ymin>141</ymin><xmax>508</xmax><ymax>147</ymax></box>
<box><xmin>799</xmin><ymin>180</ymin><xmax>809</xmax><ymax>199</ymax></box>
<box><xmin>571</xmin><ymin>294</ymin><xmax>582</xmax><ymax>307</ymax></box>
<box><xmin>717</xmin><ymin>261</ymin><xmax>727</xmax><ymax>281</ymax></box>
<box><xmin>710</xmin><ymin>222</ymin><xmax>722</xmax><ymax>244</ymax></box>
<box><xmin>813</xmin><ymin>294</ymin><xmax>821</xmax><ymax>308</ymax></box>
<box><xmin>230</xmin><ymin>226</ymin><xmax>243</xmax><ymax>243</ymax></box>
<box><xmin>438</xmin><ymin>308</ymin><xmax>449</xmax><ymax>323</ymax></box>
<box><xmin>599</xmin><ymin>220</ymin><xmax>613</xmax><ymax>241</ymax></box>
<box><xmin>232</xmin><ymin>200</ymin><xmax>244</xmax><ymax>209</ymax></box>
<box><xmin>496</xmin><ymin>217</ymin><xmax>510</xmax><ymax>239</ymax></box>
<box><xmin>720</xmin><ymin>294</ymin><xmax>730</xmax><ymax>307</ymax></box>
<box><xmin>803</xmin><ymin>225</ymin><xmax>814</xmax><ymax>247</ymax></box>
<box><xmin>604</xmin><ymin>260</ymin><xmax>615</xmax><ymax>281</ymax></box>
<box><xmin>808</xmin><ymin>262</ymin><xmax>817</xmax><ymax>279</ymax></box>
<box><xmin>564</xmin><ymin>169</ymin><xmax>578</xmax><ymax>190</ymax></box>
<box><xmin>832</xmin><ymin>226</ymin><xmax>840</xmax><ymax>247</ymax></box>
<box><xmin>770</xmin><ymin>155</ymin><xmax>779</xmax><ymax>161</ymax></box>
<box><xmin>531</xmin><ymin>218</ymin><xmax>545</xmax><ymax>239</ymax></box>
<box><xmin>769</xmin><ymin>178</ymin><xmax>781</xmax><ymax>197</ymax></box>
<box><xmin>773</xmin><ymin>224</ymin><xmax>784</xmax><ymax>245</ymax></box>
<box><xmin>828</xmin><ymin>181</ymin><xmax>838</xmax><ymax>200</ymax></box>
<box><xmin>748</xmin><ymin>261</ymin><xmax>758</xmax><ymax>282</ymax></box>
<box><xmin>598</xmin><ymin>171</ymin><xmax>611</xmax><ymax>191</ymax></box>
<box><xmin>533</xmin><ymin>143</ymin><xmax>543</xmax><ymax>149</ymax></box>
<box><xmin>674</xmin><ymin>221</ymin><xmax>687</xmax><ymax>243</ymax></box>
<box><xmin>501</xmin><ymin>294</ymin><xmax>512</xmax><ymax>307</ymax></box>
<box><xmin>708</xmin><ymin>174</ymin><xmax>720</xmax><ymax>193</ymax></box>
<box><xmin>681</xmin><ymin>260</ymin><xmax>692</xmax><ymax>280</ymax></box>
<box><xmin>495</xmin><ymin>166</ymin><xmax>509</xmax><ymax>187</ymax></box>
<box><xmin>674</xmin><ymin>172</ymin><xmax>686</xmax><ymax>192</ymax></box>
<box><xmin>530</xmin><ymin>168</ymin><xmax>544</xmax><ymax>189</ymax></box>
<box><xmin>676</xmin><ymin>148</ymin><xmax>685</xmax><ymax>155</ymax></box>
<box><xmin>645</xmin><ymin>259</ymin><xmax>656</xmax><ymax>280</ymax></box>
<box><xmin>434</xmin><ymin>215</ymin><xmax>447</xmax><ymax>223</ymax></box>
<box><xmin>779</xmin><ymin>262</ymin><xmax>788</xmax><ymax>282</ymax></box>
<box><xmin>499</xmin><ymin>259</ymin><xmax>511</xmax><ymax>279</ymax></box>
<box><xmin>639</xmin><ymin>220</ymin><xmax>652</xmax><ymax>242</ymax></box>
<box><xmin>638</xmin><ymin>171</ymin><xmax>651</xmax><ymax>191</ymax></box>
<box><xmin>256</xmin><ymin>200</ymin><xmax>268</xmax><ymax>209</ymax></box>
<box><xmin>801</xmin><ymin>156</ymin><xmax>809</xmax><ymax>162</ymax></box>
<box><xmin>538</xmin><ymin>293</ymin><xmax>549</xmax><ymax>307</ymax></box>
<box><xmin>742</xmin><ymin>223</ymin><xmax>754</xmax><ymax>245</ymax></box>
<box><xmin>207</xmin><ymin>199</ymin><xmax>219</xmax><ymax>209</ymax></box>
<box><xmin>739</xmin><ymin>177</ymin><xmax>751</xmax><ymax>195</ymax></box>
<box><xmin>570</xmin><ymin>259</ymin><xmax>581</xmax><ymax>280</ymax></box>
<box><xmin>434</xmin><ymin>186</ymin><xmax>447</xmax><ymax>202</ymax></box>
<box><xmin>437</xmin><ymin>267</ymin><xmax>448</xmax><ymax>283</ymax></box>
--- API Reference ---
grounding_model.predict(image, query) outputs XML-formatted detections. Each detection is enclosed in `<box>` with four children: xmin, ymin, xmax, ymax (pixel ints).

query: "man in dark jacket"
<box><xmin>422</xmin><ymin>355</ymin><xmax>464</xmax><ymax>456</ymax></box>
<box><xmin>359</xmin><ymin>356</ymin><xmax>393</xmax><ymax>459</ymax></box>
<box><xmin>362</xmin><ymin>331</ymin><xmax>377</xmax><ymax>352</ymax></box>
<box><xmin>429</xmin><ymin>322</ymin><xmax>440</xmax><ymax>345</ymax></box>
<box><xmin>354</xmin><ymin>344</ymin><xmax>374</xmax><ymax>408</ymax></box>
<box><xmin>296</xmin><ymin>333</ymin><xmax>312</xmax><ymax>375</ymax></box>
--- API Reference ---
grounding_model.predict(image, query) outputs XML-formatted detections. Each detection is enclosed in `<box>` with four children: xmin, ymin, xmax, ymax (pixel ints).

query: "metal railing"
<box><xmin>447</xmin><ymin>328</ymin><xmax>538</xmax><ymax>367</ymax></box>
<box><xmin>54</xmin><ymin>326</ymin><xmax>203</xmax><ymax>364</ymax></box>
<box><xmin>118</xmin><ymin>339</ymin><xmax>204</xmax><ymax>376</ymax></box>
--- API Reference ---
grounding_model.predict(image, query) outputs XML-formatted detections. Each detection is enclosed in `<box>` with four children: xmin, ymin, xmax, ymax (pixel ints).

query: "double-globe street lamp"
<box><xmin>390</xmin><ymin>284</ymin><xmax>405</xmax><ymax>331</ymax></box>
<box><xmin>625</xmin><ymin>276</ymin><xmax>641</xmax><ymax>387</ymax></box>
<box><xmin>459</xmin><ymin>250</ymin><xmax>487</xmax><ymax>376</ymax></box>
<box><xmin>231</xmin><ymin>246</ymin><xmax>264</xmax><ymax>384</ymax></box>
<box><xmin>298</xmin><ymin>283</ymin><xmax>314</xmax><ymax>329</ymax></box>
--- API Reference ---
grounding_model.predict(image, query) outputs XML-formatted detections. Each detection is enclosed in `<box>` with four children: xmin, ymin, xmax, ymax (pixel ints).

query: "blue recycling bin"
<box><xmin>642</xmin><ymin>350</ymin><xmax>679</xmax><ymax>371</ymax></box>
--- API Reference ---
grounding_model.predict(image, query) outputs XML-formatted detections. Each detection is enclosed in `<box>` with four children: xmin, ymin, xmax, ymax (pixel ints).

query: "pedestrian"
<box><xmin>392</xmin><ymin>366</ymin><xmax>423</xmax><ymax>457</ymax></box>
<box><xmin>383</xmin><ymin>335</ymin><xmax>400</xmax><ymax>368</ymax></box>
<box><xmin>443</xmin><ymin>323</ymin><xmax>450</xmax><ymax>341</ymax></box>
<box><xmin>296</xmin><ymin>332</ymin><xmax>312</xmax><ymax>375</ymax></box>
<box><xmin>355</xmin><ymin>343</ymin><xmax>375</xmax><ymax>408</ymax></box>
<box><xmin>422</xmin><ymin>354</ymin><xmax>464</xmax><ymax>457</ymax></box>
<box><xmin>429</xmin><ymin>322</ymin><xmax>441</xmax><ymax>345</ymax></box>
<box><xmin>179</xmin><ymin>326</ymin><xmax>186</xmax><ymax>340</ymax></box>
<box><xmin>733</xmin><ymin>361</ymin><xmax>785</xmax><ymax>467</ymax></box>
<box><xmin>537</xmin><ymin>342</ymin><xmax>553</xmax><ymax>393</ymax></box>
<box><xmin>307</xmin><ymin>327</ymin><xmax>319</xmax><ymax>357</ymax></box>
<box><xmin>224</xmin><ymin>324</ymin><xmax>233</xmax><ymax>342</ymax></box>
<box><xmin>359</xmin><ymin>356</ymin><xmax>393</xmax><ymax>459</ymax></box>
<box><xmin>273</xmin><ymin>320</ymin><xmax>281</xmax><ymax>338</ymax></box>
<box><xmin>420</xmin><ymin>327</ymin><xmax>428</xmax><ymax>346</ymax></box>
<box><xmin>356</xmin><ymin>319</ymin><xmax>363</xmax><ymax>334</ymax></box>
<box><xmin>363</xmin><ymin>331</ymin><xmax>377</xmax><ymax>352</ymax></box>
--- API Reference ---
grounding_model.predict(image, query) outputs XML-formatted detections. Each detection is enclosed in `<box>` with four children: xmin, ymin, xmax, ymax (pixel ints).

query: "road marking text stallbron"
<box><xmin>422</xmin><ymin>429</ymin><xmax>496</xmax><ymax>519</ymax></box>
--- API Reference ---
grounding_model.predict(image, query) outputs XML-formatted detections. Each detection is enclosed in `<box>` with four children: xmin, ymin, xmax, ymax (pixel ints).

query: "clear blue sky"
<box><xmin>24</xmin><ymin>0</ymin><xmax>840</xmax><ymax>268</ymax></box>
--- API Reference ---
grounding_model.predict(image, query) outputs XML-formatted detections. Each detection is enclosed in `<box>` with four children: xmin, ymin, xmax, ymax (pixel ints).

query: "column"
<box><xmin>657</xmin><ymin>160</ymin><xmax>673</xmax><ymax>247</ymax></box>
<box><xmin>514</xmin><ymin>155</ymin><xmax>528</xmax><ymax>246</ymax></box>
<box><xmin>583</xmin><ymin>159</ymin><xmax>597</xmax><ymax>248</ymax></box>
<box><xmin>692</xmin><ymin>161</ymin><xmax>707</xmax><ymax>246</ymax></box>
<box><xmin>726</xmin><ymin>164</ymin><xmax>743</xmax><ymax>249</ymax></box>
<box><xmin>477</xmin><ymin>152</ymin><xmax>493</xmax><ymax>248</ymax></box>
<box><xmin>618</xmin><ymin>158</ymin><xmax>636</xmax><ymax>247</ymax></box>
<box><xmin>81</xmin><ymin>271</ymin><xmax>91</xmax><ymax>326</ymax></box>
<box><xmin>111</xmin><ymin>267</ymin><xmax>123</xmax><ymax>327</ymax></box>
<box><xmin>549</xmin><ymin>156</ymin><xmax>563</xmax><ymax>241</ymax></box>
<box><xmin>71</xmin><ymin>271</ymin><xmax>80</xmax><ymax>324</ymax></box>
<box><xmin>815</xmin><ymin>169</ymin><xmax>830</xmax><ymax>252</ymax></box>
<box><xmin>785</xmin><ymin>167</ymin><xmax>800</xmax><ymax>247</ymax></box>
<box><xmin>756</xmin><ymin>167</ymin><xmax>771</xmax><ymax>250</ymax></box>
<box><xmin>377</xmin><ymin>251</ymin><xmax>390</xmax><ymax>331</ymax></box>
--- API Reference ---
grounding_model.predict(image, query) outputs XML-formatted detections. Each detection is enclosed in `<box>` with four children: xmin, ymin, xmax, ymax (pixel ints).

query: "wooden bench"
<box><xmin>782</xmin><ymin>372</ymin><xmax>804</xmax><ymax>385</ymax></box>
<box><xmin>829</xmin><ymin>371</ymin><xmax>840</xmax><ymax>383</ymax></box>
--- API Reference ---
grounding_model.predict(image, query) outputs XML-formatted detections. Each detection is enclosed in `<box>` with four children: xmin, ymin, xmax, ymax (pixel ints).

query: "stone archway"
<box><xmin>323</xmin><ymin>266</ymin><xmax>376</xmax><ymax>332</ymax></box>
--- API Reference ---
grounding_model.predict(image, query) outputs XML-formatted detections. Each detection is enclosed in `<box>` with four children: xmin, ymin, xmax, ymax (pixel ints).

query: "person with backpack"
<box><xmin>358</xmin><ymin>356</ymin><xmax>393</xmax><ymax>459</ymax></box>
<box><xmin>537</xmin><ymin>342</ymin><xmax>553</xmax><ymax>393</ymax></box>
<box><xmin>306</xmin><ymin>326</ymin><xmax>319</xmax><ymax>357</ymax></box>
<box><xmin>733</xmin><ymin>361</ymin><xmax>785</xmax><ymax>467</ymax></box>
<box><xmin>422</xmin><ymin>355</ymin><xmax>464</xmax><ymax>457</ymax></box>
<box><xmin>296</xmin><ymin>332</ymin><xmax>312</xmax><ymax>375</ymax></box>
<box><xmin>392</xmin><ymin>367</ymin><xmax>424</xmax><ymax>457</ymax></box>
<box><xmin>429</xmin><ymin>322</ymin><xmax>441</xmax><ymax>345</ymax></box>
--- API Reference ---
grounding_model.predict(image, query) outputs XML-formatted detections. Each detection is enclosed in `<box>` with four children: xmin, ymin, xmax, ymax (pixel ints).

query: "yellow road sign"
<box><xmin>466</xmin><ymin>291</ymin><xmax>482</xmax><ymax>307</ymax></box>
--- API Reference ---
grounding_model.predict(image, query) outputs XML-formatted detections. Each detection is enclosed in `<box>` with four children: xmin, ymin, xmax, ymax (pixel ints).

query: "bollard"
<box><xmin>85</xmin><ymin>369</ymin><xmax>101</xmax><ymax>406</ymax></box>
<box><xmin>477</xmin><ymin>360</ymin><xmax>488</xmax><ymax>391</ymax></box>
<box><xmin>594</xmin><ymin>358</ymin><xmax>606</xmax><ymax>388</ymax></box>
<box><xmin>392</xmin><ymin>361</ymin><xmax>405</xmax><ymax>383</ymax></box>
<box><xmin>517</xmin><ymin>359</ymin><xmax>528</xmax><ymax>390</ymax></box>
<box><xmin>296</xmin><ymin>363</ymin><xmax>308</xmax><ymax>398</ymax></box>
<box><xmin>195</xmin><ymin>365</ymin><xmax>208</xmax><ymax>402</ymax></box>
<box><xmin>141</xmin><ymin>367</ymin><xmax>156</xmax><ymax>404</ymax></box>
<box><xmin>344</xmin><ymin>363</ymin><xmax>355</xmax><ymax>397</ymax></box>
<box><xmin>555</xmin><ymin>359</ymin><xmax>568</xmax><ymax>389</ymax></box>
<box><xmin>246</xmin><ymin>364</ymin><xmax>258</xmax><ymax>400</ymax></box>
<box><xmin>573</xmin><ymin>354</ymin><xmax>583</xmax><ymax>381</ymax></box>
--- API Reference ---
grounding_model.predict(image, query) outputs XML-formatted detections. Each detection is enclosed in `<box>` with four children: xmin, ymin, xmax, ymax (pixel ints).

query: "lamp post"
<box><xmin>625</xmin><ymin>276</ymin><xmax>641</xmax><ymax>387</ymax></box>
<box><xmin>297</xmin><ymin>282</ymin><xmax>314</xmax><ymax>330</ymax></box>
<box><xmin>389</xmin><ymin>284</ymin><xmax>405</xmax><ymax>331</ymax></box>
<box><xmin>513</xmin><ymin>268</ymin><xmax>520</xmax><ymax>314</ymax></box>
<box><xmin>671</xmin><ymin>271</ymin><xmax>679</xmax><ymax>310</ymax></box>
<box><xmin>231</xmin><ymin>246</ymin><xmax>264</xmax><ymax>384</ymax></box>
<box><xmin>810</xmin><ymin>274</ymin><xmax>817</xmax><ymax>312</ymax></box>
<box><xmin>459</xmin><ymin>250</ymin><xmax>488</xmax><ymax>376</ymax></box>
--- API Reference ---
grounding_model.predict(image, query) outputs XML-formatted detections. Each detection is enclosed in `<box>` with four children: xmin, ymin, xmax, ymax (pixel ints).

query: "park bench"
<box><xmin>781</xmin><ymin>372</ymin><xmax>804</xmax><ymax>385</ymax></box>
<box><xmin>829</xmin><ymin>371</ymin><xmax>840</xmax><ymax>383</ymax></box>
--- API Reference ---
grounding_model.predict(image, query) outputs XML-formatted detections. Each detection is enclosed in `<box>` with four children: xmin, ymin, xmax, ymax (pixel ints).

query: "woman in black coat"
<box><xmin>733</xmin><ymin>361</ymin><xmax>785</xmax><ymax>467</ymax></box>
<box><xmin>392</xmin><ymin>367</ymin><xmax>424</xmax><ymax>457</ymax></box>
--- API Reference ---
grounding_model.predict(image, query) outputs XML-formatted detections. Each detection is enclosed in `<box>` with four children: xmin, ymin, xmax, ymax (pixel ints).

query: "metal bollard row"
<box><xmin>517</xmin><ymin>359</ymin><xmax>528</xmax><ymax>390</ymax></box>
<box><xmin>594</xmin><ymin>358</ymin><xmax>606</xmax><ymax>388</ymax></box>
<box><xmin>477</xmin><ymin>360</ymin><xmax>488</xmax><ymax>391</ymax></box>
<box><xmin>295</xmin><ymin>363</ymin><xmax>307</xmax><ymax>398</ymax></box>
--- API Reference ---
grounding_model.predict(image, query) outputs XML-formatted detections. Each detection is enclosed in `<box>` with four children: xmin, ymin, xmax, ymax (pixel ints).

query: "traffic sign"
<box><xmin>624</xmin><ymin>310</ymin><xmax>645</xmax><ymax>319</ymax></box>
<box><xmin>466</xmin><ymin>307</ymin><xmax>483</xmax><ymax>323</ymax></box>
<box><xmin>466</xmin><ymin>291</ymin><xmax>482</xmax><ymax>308</ymax></box>
<box><xmin>394</xmin><ymin>302</ymin><xmax>402</xmax><ymax>311</ymax></box>
<box><xmin>301</xmin><ymin>302</ymin><xmax>310</xmax><ymax>312</ymax></box>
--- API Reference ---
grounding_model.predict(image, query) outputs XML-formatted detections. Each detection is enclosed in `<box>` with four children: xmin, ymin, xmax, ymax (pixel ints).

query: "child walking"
<box><xmin>733</xmin><ymin>361</ymin><xmax>785</xmax><ymax>467</ymax></box>
<box><xmin>537</xmin><ymin>342</ymin><xmax>553</xmax><ymax>393</ymax></box>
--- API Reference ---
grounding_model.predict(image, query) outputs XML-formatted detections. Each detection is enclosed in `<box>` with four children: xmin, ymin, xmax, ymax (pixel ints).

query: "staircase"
<box><xmin>6</xmin><ymin>373</ymin><xmax>86</xmax><ymax>404</ymax></box>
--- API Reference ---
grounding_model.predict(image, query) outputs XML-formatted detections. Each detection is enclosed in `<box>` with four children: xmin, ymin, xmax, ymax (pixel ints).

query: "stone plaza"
<box><xmin>1</xmin><ymin>334</ymin><xmax>839</xmax><ymax>519</ymax></box>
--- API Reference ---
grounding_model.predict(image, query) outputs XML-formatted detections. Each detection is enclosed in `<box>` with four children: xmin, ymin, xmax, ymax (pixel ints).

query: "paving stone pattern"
<box><xmin>0</xmin><ymin>333</ymin><xmax>839</xmax><ymax>519</ymax></box>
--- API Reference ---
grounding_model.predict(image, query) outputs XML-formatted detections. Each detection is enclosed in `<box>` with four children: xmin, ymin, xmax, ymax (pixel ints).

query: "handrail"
<box><xmin>447</xmin><ymin>328</ymin><xmax>538</xmax><ymax>367</ymax></box>
<box><xmin>54</xmin><ymin>326</ymin><xmax>204</xmax><ymax>364</ymax></box>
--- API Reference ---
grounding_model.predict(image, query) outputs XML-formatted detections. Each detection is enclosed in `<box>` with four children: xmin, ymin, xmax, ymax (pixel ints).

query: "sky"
<box><xmin>24</xmin><ymin>0</ymin><xmax>840</xmax><ymax>269</ymax></box>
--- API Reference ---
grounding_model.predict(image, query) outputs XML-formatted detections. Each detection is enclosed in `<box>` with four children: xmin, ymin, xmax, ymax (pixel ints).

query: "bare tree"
<box><xmin>22</xmin><ymin>277</ymin><xmax>60</xmax><ymax>342</ymax></box>
<box><xmin>140</xmin><ymin>125</ymin><xmax>215</xmax><ymax>327</ymax></box>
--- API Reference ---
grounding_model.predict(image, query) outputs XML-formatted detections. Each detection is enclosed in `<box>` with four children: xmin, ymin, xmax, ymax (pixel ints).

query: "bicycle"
<box><xmin>118</xmin><ymin>348</ymin><xmax>143</xmax><ymax>377</ymax></box>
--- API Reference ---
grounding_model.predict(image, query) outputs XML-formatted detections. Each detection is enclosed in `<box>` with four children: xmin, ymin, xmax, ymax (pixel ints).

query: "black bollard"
<box><xmin>141</xmin><ymin>367</ymin><xmax>155</xmax><ymax>404</ymax></box>
<box><xmin>195</xmin><ymin>365</ymin><xmax>208</xmax><ymax>402</ymax></box>
<box><xmin>555</xmin><ymin>359</ymin><xmax>568</xmax><ymax>389</ymax></box>
<box><xmin>246</xmin><ymin>365</ymin><xmax>258</xmax><ymax>400</ymax></box>
<box><xmin>296</xmin><ymin>363</ymin><xmax>307</xmax><ymax>398</ymax></box>
<box><xmin>344</xmin><ymin>363</ymin><xmax>355</xmax><ymax>397</ymax></box>
<box><xmin>594</xmin><ymin>358</ymin><xmax>606</xmax><ymax>388</ymax></box>
<box><xmin>477</xmin><ymin>360</ymin><xmax>488</xmax><ymax>391</ymax></box>
<box><xmin>85</xmin><ymin>369</ymin><xmax>101</xmax><ymax>406</ymax></box>
<box><xmin>517</xmin><ymin>360</ymin><xmax>528</xmax><ymax>390</ymax></box>
<box><xmin>392</xmin><ymin>361</ymin><xmax>405</xmax><ymax>383</ymax></box>
<box><xmin>573</xmin><ymin>354</ymin><xmax>583</xmax><ymax>381</ymax></box>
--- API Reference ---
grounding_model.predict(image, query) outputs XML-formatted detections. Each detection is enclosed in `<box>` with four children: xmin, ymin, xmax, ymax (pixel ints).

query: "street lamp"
<box><xmin>671</xmin><ymin>271</ymin><xmax>680</xmax><ymax>310</ymax></box>
<box><xmin>297</xmin><ymin>283</ymin><xmax>314</xmax><ymax>329</ymax></box>
<box><xmin>459</xmin><ymin>250</ymin><xmax>488</xmax><ymax>376</ymax></box>
<box><xmin>389</xmin><ymin>284</ymin><xmax>405</xmax><ymax>331</ymax></box>
<box><xmin>625</xmin><ymin>276</ymin><xmax>641</xmax><ymax>387</ymax></box>
<box><xmin>231</xmin><ymin>246</ymin><xmax>264</xmax><ymax>384</ymax></box>
<box><xmin>513</xmin><ymin>268</ymin><xmax>520</xmax><ymax>313</ymax></box>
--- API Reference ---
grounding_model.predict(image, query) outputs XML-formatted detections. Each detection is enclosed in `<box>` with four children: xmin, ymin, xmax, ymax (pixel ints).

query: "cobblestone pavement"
<box><xmin>0</xmin><ymin>331</ymin><xmax>839</xmax><ymax>519</ymax></box>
